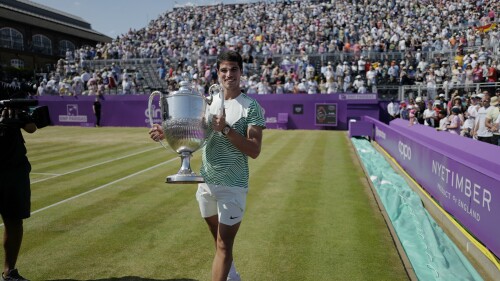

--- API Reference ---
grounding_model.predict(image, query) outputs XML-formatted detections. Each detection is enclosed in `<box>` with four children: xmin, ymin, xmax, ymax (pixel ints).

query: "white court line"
<box><xmin>30</xmin><ymin>157</ymin><xmax>177</xmax><ymax>216</ymax></box>
<box><xmin>0</xmin><ymin>157</ymin><xmax>177</xmax><ymax>227</ymax></box>
<box><xmin>32</xmin><ymin>146</ymin><xmax>163</xmax><ymax>184</ymax></box>
<box><xmin>32</xmin><ymin>172</ymin><xmax>61</xmax><ymax>176</ymax></box>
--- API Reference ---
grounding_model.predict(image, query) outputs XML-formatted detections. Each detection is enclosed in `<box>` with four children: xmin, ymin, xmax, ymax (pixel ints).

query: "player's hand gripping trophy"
<box><xmin>148</xmin><ymin>74</ymin><xmax>223</xmax><ymax>183</ymax></box>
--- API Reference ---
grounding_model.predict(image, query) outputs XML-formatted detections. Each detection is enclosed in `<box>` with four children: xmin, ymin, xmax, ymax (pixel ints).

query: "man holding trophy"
<box><xmin>149</xmin><ymin>50</ymin><xmax>266</xmax><ymax>281</ymax></box>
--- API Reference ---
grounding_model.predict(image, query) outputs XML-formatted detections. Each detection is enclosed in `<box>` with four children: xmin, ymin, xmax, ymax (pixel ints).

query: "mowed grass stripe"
<box><xmin>24</xmin><ymin>126</ymin><xmax>154</xmax><ymax>145</ymax></box>
<box><xmin>12</xmin><ymin>127</ymin><xmax>407</xmax><ymax>280</ymax></box>
<box><xmin>30</xmin><ymin>149</ymin><xmax>176</xmax><ymax>210</ymax></box>
<box><xmin>28</xmin><ymin>142</ymin><xmax>166</xmax><ymax>173</ymax></box>
<box><xmin>23</xmin><ymin>166</ymin><xmax>212</xmax><ymax>279</ymax></box>
<box><xmin>28</xmin><ymin>141</ymin><xmax>154</xmax><ymax>164</ymax></box>
<box><xmin>23</xmin><ymin>130</ymin><xmax>292</xmax><ymax>279</ymax></box>
<box><xmin>25</xmin><ymin>141</ymin><xmax>84</xmax><ymax>158</ymax></box>
<box><xmin>29</xmin><ymin>144</ymin><xmax>140</xmax><ymax>173</ymax></box>
<box><xmin>283</xmin><ymin>131</ymin><xmax>340</xmax><ymax>280</ymax></box>
<box><xmin>30</xmin><ymin>146</ymin><xmax>166</xmax><ymax>185</ymax></box>
<box><xmin>240</xmin><ymin>131</ymin><xmax>407</xmax><ymax>280</ymax></box>
<box><xmin>31</xmin><ymin>145</ymin><xmax>170</xmax><ymax>183</ymax></box>
<box><xmin>243</xmin><ymin>131</ymin><xmax>337</xmax><ymax>280</ymax></box>
<box><xmin>237</xmin><ymin>130</ymin><xmax>308</xmax><ymax>280</ymax></box>
<box><xmin>23</xmin><ymin>129</ymin><xmax>296</xmax><ymax>279</ymax></box>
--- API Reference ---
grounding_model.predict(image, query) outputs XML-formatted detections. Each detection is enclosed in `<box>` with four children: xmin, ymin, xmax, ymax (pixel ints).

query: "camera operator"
<box><xmin>0</xmin><ymin>102</ymin><xmax>35</xmax><ymax>280</ymax></box>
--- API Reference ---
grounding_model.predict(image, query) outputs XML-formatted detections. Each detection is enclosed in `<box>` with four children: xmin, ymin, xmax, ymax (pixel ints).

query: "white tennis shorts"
<box><xmin>196</xmin><ymin>183</ymin><xmax>248</xmax><ymax>226</ymax></box>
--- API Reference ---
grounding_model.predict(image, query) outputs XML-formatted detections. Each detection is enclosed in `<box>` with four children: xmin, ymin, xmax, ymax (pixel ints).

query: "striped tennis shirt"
<box><xmin>201</xmin><ymin>92</ymin><xmax>266</xmax><ymax>188</ymax></box>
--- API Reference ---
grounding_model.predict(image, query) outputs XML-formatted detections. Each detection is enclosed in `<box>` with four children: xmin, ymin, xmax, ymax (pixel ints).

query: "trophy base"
<box><xmin>166</xmin><ymin>174</ymin><xmax>205</xmax><ymax>184</ymax></box>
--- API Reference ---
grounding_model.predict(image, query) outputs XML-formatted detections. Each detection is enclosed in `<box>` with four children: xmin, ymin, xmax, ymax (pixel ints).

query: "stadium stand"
<box><xmin>3</xmin><ymin>0</ymin><xmax>499</xmax><ymax>144</ymax></box>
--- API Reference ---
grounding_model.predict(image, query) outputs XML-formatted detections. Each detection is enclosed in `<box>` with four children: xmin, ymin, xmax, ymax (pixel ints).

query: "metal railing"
<box><xmin>85</xmin><ymin>45</ymin><xmax>498</xmax><ymax>85</ymax></box>
<box><xmin>399</xmin><ymin>82</ymin><xmax>500</xmax><ymax>101</ymax></box>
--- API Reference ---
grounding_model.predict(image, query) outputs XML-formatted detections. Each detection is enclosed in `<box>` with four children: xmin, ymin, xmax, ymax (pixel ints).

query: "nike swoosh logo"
<box><xmin>230</xmin><ymin>216</ymin><xmax>240</xmax><ymax>219</ymax></box>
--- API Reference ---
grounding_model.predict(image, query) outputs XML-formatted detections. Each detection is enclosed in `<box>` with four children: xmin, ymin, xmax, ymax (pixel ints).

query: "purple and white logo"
<box><xmin>59</xmin><ymin>104</ymin><xmax>87</xmax><ymax>122</ymax></box>
<box><xmin>398</xmin><ymin>140</ymin><xmax>411</xmax><ymax>161</ymax></box>
<box><xmin>145</xmin><ymin>104</ymin><xmax>162</xmax><ymax>125</ymax></box>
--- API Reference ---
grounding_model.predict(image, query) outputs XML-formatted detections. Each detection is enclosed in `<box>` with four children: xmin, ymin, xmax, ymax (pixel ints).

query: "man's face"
<box><xmin>482</xmin><ymin>98</ymin><xmax>490</xmax><ymax>107</ymax></box>
<box><xmin>218</xmin><ymin>61</ymin><xmax>241</xmax><ymax>91</ymax></box>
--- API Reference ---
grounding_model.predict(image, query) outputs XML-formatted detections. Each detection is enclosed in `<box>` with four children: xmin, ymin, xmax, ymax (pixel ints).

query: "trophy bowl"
<box><xmin>148</xmin><ymin>79</ymin><xmax>213</xmax><ymax>183</ymax></box>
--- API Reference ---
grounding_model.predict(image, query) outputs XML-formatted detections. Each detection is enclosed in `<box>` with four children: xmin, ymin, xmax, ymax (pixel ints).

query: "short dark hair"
<box><xmin>217</xmin><ymin>50</ymin><xmax>243</xmax><ymax>71</ymax></box>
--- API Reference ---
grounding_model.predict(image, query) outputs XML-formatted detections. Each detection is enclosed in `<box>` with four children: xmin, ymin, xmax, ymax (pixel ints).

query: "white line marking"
<box><xmin>31</xmin><ymin>172</ymin><xmax>61</xmax><ymax>176</ymax></box>
<box><xmin>34</xmin><ymin>157</ymin><xmax>177</xmax><ymax>215</ymax></box>
<box><xmin>0</xmin><ymin>157</ymin><xmax>178</xmax><ymax>227</ymax></box>
<box><xmin>31</xmin><ymin>146</ymin><xmax>164</xmax><ymax>184</ymax></box>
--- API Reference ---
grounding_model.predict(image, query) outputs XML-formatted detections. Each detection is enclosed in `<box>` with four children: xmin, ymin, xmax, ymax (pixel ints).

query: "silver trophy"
<box><xmin>148</xmin><ymin>76</ymin><xmax>222</xmax><ymax>183</ymax></box>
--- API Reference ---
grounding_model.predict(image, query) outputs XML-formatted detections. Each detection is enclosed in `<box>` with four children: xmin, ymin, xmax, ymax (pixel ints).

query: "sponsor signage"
<box><xmin>315</xmin><ymin>103</ymin><xmax>337</xmax><ymax>126</ymax></box>
<box><xmin>339</xmin><ymin>94</ymin><xmax>377</xmax><ymax>100</ymax></box>
<box><xmin>58</xmin><ymin>104</ymin><xmax>88</xmax><ymax>122</ymax></box>
<box><xmin>293</xmin><ymin>104</ymin><xmax>304</xmax><ymax>115</ymax></box>
<box><xmin>35</xmin><ymin>94</ymin><xmax>380</xmax><ymax>130</ymax></box>
<box><xmin>368</xmin><ymin>117</ymin><xmax>500</xmax><ymax>259</ymax></box>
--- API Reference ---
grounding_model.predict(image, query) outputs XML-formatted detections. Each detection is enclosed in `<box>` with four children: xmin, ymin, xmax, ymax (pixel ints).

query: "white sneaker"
<box><xmin>227</xmin><ymin>271</ymin><xmax>241</xmax><ymax>281</ymax></box>
<box><xmin>227</xmin><ymin>261</ymin><xmax>241</xmax><ymax>281</ymax></box>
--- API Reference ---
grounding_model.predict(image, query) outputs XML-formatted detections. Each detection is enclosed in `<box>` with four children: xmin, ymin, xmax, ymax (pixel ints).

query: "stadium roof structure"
<box><xmin>0</xmin><ymin>0</ymin><xmax>111</xmax><ymax>43</ymax></box>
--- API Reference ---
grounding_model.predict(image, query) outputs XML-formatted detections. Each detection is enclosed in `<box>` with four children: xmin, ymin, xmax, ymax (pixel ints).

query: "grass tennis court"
<box><xmin>7</xmin><ymin>126</ymin><xmax>409</xmax><ymax>280</ymax></box>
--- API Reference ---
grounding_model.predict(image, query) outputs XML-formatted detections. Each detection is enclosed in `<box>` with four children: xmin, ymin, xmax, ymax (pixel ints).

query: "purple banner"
<box><xmin>35</xmin><ymin>95</ymin><xmax>156</xmax><ymax>127</ymax></box>
<box><xmin>252</xmin><ymin>94</ymin><xmax>378</xmax><ymax>130</ymax></box>
<box><xmin>35</xmin><ymin>94</ymin><xmax>380</xmax><ymax>130</ymax></box>
<box><xmin>366</xmin><ymin>117</ymin><xmax>500</xmax><ymax>259</ymax></box>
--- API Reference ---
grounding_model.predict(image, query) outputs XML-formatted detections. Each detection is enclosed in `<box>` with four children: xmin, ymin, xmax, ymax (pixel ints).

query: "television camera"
<box><xmin>0</xmin><ymin>99</ymin><xmax>51</xmax><ymax>129</ymax></box>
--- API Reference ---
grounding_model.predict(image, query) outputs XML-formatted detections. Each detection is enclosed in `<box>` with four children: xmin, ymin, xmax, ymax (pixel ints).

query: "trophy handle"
<box><xmin>148</xmin><ymin>90</ymin><xmax>162</xmax><ymax>128</ymax></box>
<box><xmin>208</xmin><ymin>84</ymin><xmax>224</xmax><ymax>116</ymax></box>
<box><xmin>206</xmin><ymin>84</ymin><xmax>218</xmax><ymax>105</ymax></box>
<box><xmin>148</xmin><ymin>91</ymin><xmax>169</xmax><ymax>150</ymax></box>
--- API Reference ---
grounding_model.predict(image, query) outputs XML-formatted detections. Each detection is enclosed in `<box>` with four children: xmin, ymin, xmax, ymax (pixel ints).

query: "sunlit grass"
<box><xmin>4</xmin><ymin>126</ymin><xmax>409</xmax><ymax>281</ymax></box>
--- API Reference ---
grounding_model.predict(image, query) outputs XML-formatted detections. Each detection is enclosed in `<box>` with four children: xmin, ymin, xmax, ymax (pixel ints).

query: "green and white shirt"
<box><xmin>201</xmin><ymin>92</ymin><xmax>266</xmax><ymax>188</ymax></box>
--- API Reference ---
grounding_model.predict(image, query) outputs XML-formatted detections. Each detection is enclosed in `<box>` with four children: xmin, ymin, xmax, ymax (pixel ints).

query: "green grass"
<box><xmin>3</xmin><ymin>126</ymin><xmax>408</xmax><ymax>281</ymax></box>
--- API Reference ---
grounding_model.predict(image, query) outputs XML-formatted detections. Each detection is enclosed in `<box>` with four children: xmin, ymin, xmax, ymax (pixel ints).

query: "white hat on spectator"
<box><xmin>439</xmin><ymin>94</ymin><xmax>445</xmax><ymax>97</ymax></box>
<box><xmin>477</xmin><ymin>93</ymin><xmax>485</xmax><ymax>99</ymax></box>
<box><xmin>491</xmin><ymin>97</ymin><xmax>499</xmax><ymax>106</ymax></box>
<box><xmin>415</xmin><ymin>96</ymin><xmax>422</xmax><ymax>102</ymax></box>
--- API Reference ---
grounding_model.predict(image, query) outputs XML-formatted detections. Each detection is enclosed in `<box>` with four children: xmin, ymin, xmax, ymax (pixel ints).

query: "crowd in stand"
<box><xmin>387</xmin><ymin>89</ymin><xmax>500</xmax><ymax>145</ymax></box>
<box><xmin>4</xmin><ymin>0</ymin><xmax>499</xmax><ymax>145</ymax></box>
<box><xmin>26</xmin><ymin>0</ymin><xmax>499</xmax><ymax>97</ymax></box>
